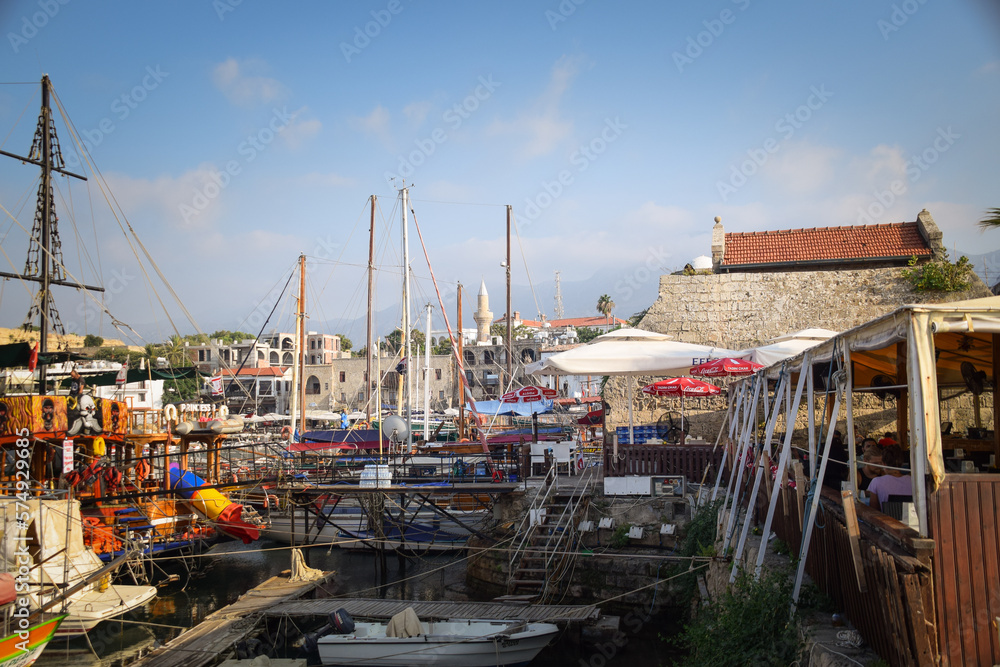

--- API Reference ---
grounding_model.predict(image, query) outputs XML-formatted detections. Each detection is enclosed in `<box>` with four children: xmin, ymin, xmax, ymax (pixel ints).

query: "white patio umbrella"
<box><xmin>745</xmin><ymin>328</ymin><xmax>838</xmax><ymax>367</ymax></box>
<box><xmin>525</xmin><ymin>331</ymin><xmax>739</xmax><ymax>447</ymax></box>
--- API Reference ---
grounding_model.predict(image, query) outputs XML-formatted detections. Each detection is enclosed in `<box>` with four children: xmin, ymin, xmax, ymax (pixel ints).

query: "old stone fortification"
<box><xmin>605</xmin><ymin>267</ymin><xmax>991</xmax><ymax>435</ymax></box>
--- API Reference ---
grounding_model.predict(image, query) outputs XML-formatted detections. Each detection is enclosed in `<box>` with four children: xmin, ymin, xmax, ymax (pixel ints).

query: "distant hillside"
<box><xmin>960</xmin><ymin>248</ymin><xmax>1000</xmax><ymax>290</ymax></box>
<box><xmin>0</xmin><ymin>327</ymin><xmax>143</xmax><ymax>352</ymax></box>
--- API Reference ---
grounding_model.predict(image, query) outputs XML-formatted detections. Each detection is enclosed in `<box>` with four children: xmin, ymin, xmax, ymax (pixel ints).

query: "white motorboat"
<box><xmin>316</xmin><ymin>617</ymin><xmax>558</xmax><ymax>666</ymax></box>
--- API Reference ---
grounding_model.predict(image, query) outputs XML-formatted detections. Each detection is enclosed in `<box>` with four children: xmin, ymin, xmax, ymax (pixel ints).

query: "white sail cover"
<box><xmin>526</xmin><ymin>339</ymin><xmax>740</xmax><ymax>377</ymax></box>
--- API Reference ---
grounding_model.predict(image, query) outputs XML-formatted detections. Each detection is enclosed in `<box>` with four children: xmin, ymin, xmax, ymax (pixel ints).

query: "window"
<box><xmin>464</xmin><ymin>350</ymin><xmax>476</xmax><ymax>366</ymax></box>
<box><xmin>270</xmin><ymin>351</ymin><xmax>278</xmax><ymax>364</ymax></box>
<box><xmin>198</xmin><ymin>350</ymin><xmax>205</xmax><ymax>361</ymax></box>
<box><xmin>324</xmin><ymin>383</ymin><xmax>328</xmax><ymax>391</ymax></box>
<box><xmin>138</xmin><ymin>392</ymin><xmax>146</xmax><ymax>402</ymax></box>
<box><xmin>465</xmin><ymin>370</ymin><xmax>473</xmax><ymax>385</ymax></box>
<box><xmin>439</xmin><ymin>390</ymin><xmax>444</xmax><ymax>400</ymax></box>
<box><xmin>358</xmin><ymin>392</ymin><xmax>365</xmax><ymax>401</ymax></box>
<box><xmin>339</xmin><ymin>371</ymin><xmax>346</xmax><ymax>382</ymax></box>
<box><xmin>340</xmin><ymin>392</ymin><xmax>346</xmax><ymax>402</ymax></box>
<box><xmin>483</xmin><ymin>350</ymin><xmax>494</xmax><ymax>365</ymax></box>
<box><xmin>306</xmin><ymin>375</ymin><xmax>321</xmax><ymax>395</ymax></box>
<box><xmin>435</xmin><ymin>369</ymin><xmax>442</xmax><ymax>380</ymax></box>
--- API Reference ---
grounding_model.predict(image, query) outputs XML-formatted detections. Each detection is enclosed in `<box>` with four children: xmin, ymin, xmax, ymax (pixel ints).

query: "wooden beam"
<box><xmin>992</xmin><ymin>334</ymin><xmax>1000</xmax><ymax>463</ymax></box>
<box><xmin>841</xmin><ymin>489</ymin><xmax>868</xmax><ymax>593</ymax></box>
<box><xmin>896</xmin><ymin>341</ymin><xmax>908</xmax><ymax>446</ymax></box>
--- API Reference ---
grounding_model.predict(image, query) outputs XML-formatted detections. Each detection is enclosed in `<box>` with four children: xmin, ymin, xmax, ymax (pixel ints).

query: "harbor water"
<box><xmin>34</xmin><ymin>538</ymin><xmax>678</xmax><ymax>666</ymax></box>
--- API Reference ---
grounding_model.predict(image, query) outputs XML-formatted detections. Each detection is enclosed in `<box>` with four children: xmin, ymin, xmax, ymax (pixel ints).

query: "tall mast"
<box><xmin>401</xmin><ymin>187</ymin><xmax>412</xmax><ymax>451</ymax></box>
<box><xmin>366</xmin><ymin>195</ymin><xmax>376</xmax><ymax>422</ymax></box>
<box><xmin>297</xmin><ymin>253</ymin><xmax>307</xmax><ymax>437</ymax></box>
<box><xmin>505</xmin><ymin>205</ymin><xmax>513</xmax><ymax>391</ymax></box>
<box><xmin>456</xmin><ymin>283</ymin><xmax>465</xmax><ymax>439</ymax></box>
<box><xmin>424</xmin><ymin>302</ymin><xmax>432</xmax><ymax>442</ymax></box>
<box><xmin>0</xmin><ymin>76</ymin><xmax>93</xmax><ymax>394</ymax></box>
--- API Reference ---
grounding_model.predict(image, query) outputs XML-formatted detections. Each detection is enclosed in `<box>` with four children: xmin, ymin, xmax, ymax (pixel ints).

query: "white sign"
<box><xmin>62</xmin><ymin>439</ymin><xmax>73</xmax><ymax>474</ymax></box>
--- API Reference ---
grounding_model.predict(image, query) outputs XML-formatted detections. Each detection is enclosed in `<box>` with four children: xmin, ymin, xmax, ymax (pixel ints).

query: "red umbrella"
<box><xmin>500</xmin><ymin>385</ymin><xmax>558</xmax><ymax>403</ymax></box>
<box><xmin>690</xmin><ymin>357</ymin><xmax>762</xmax><ymax>378</ymax></box>
<box><xmin>642</xmin><ymin>377</ymin><xmax>721</xmax><ymax>434</ymax></box>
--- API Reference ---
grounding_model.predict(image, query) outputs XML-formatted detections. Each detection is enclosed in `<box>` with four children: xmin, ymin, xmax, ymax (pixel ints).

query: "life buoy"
<box><xmin>281</xmin><ymin>426</ymin><xmax>292</xmax><ymax>440</ymax></box>
<box><xmin>218</xmin><ymin>405</ymin><xmax>229</xmax><ymax>419</ymax></box>
<box><xmin>163</xmin><ymin>404</ymin><xmax>179</xmax><ymax>423</ymax></box>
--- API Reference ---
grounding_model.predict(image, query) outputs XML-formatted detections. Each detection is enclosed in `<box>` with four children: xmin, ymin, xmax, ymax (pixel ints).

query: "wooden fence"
<box><xmin>761</xmin><ymin>479</ymin><xmax>938</xmax><ymax>666</ymax></box>
<box><xmin>604</xmin><ymin>444</ymin><xmax>723</xmax><ymax>482</ymax></box>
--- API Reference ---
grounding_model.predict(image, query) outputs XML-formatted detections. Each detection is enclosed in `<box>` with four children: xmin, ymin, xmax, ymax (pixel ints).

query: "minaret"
<box><xmin>474</xmin><ymin>279</ymin><xmax>493</xmax><ymax>344</ymax></box>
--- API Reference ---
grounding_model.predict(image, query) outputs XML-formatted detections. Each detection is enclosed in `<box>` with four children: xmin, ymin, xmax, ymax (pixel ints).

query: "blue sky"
<box><xmin>1</xmin><ymin>1</ymin><xmax>998</xmax><ymax>346</ymax></box>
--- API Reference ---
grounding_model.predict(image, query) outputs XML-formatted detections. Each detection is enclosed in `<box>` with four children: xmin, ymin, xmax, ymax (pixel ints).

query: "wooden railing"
<box><xmin>604</xmin><ymin>444</ymin><xmax>723</xmax><ymax>481</ymax></box>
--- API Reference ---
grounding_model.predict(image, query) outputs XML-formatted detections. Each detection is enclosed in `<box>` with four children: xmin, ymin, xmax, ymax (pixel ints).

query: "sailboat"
<box><xmin>0</xmin><ymin>76</ymin><xmax>263</xmax><ymax>563</ymax></box>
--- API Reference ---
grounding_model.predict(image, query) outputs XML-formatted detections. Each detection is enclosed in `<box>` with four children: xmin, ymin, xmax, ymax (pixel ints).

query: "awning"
<box><xmin>467</xmin><ymin>399</ymin><xmax>553</xmax><ymax>416</ymax></box>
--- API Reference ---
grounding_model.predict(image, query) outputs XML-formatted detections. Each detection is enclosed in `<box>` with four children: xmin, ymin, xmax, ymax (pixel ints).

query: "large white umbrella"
<box><xmin>745</xmin><ymin>328</ymin><xmax>838</xmax><ymax>367</ymax></box>
<box><xmin>525</xmin><ymin>332</ymin><xmax>739</xmax><ymax>446</ymax></box>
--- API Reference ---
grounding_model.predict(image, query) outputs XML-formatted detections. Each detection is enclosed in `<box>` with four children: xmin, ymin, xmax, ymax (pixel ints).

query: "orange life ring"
<box><xmin>281</xmin><ymin>426</ymin><xmax>292</xmax><ymax>440</ymax></box>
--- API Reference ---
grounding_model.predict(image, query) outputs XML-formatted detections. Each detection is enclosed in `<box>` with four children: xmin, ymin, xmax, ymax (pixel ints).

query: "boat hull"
<box><xmin>0</xmin><ymin>615</ymin><xmax>64</xmax><ymax>666</ymax></box>
<box><xmin>317</xmin><ymin>620</ymin><xmax>557</xmax><ymax>666</ymax></box>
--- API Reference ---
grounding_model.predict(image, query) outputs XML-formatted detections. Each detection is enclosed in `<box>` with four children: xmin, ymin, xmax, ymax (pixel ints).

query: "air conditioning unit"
<box><xmin>651</xmin><ymin>475</ymin><xmax>686</xmax><ymax>497</ymax></box>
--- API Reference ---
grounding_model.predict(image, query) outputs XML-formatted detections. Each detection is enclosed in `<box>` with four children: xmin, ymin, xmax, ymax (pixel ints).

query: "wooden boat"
<box><xmin>315</xmin><ymin>617</ymin><xmax>558</xmax><ymax>666</ymax></box>
<box><xmin>0</xmin><ymin>574</ymin><xmax>63</xmax><ymax>667</ymax></box>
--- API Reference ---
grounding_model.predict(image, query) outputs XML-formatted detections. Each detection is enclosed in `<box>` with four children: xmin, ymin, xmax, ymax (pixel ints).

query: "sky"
<box><xmin>1</xmin><ymin>1</ymin><xmax>999</xmax><ymax>347</ymax></box>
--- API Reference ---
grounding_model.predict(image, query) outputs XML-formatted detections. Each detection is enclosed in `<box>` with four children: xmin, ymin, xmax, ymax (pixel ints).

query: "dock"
<box><xmin>133</xmin><ymin>570</ymin><xmax>335</xmax><ymax>667</ymax></box>
<box><xmin>263</xmin><ymin>597</ymin><xmax>600</xmax><ymax>625</ymax></box>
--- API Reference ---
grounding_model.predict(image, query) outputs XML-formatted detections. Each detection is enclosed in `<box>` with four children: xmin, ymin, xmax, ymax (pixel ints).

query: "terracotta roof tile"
<box><xmin>722</xmin><ymin>222</ymin><xmax>931</xmax><ymax>266</ymax></box>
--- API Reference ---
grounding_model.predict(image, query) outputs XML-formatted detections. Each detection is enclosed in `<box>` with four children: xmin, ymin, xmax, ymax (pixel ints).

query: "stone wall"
<box><xmin>604</xmin><ymin>267</ymin><xmax>991</xmax><ymax>434</ymax></box>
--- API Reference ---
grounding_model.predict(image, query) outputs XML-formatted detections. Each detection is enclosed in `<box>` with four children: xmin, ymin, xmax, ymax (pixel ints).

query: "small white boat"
<box><xmin>316</xmin><ymin>617</ymin><xmax>558</xmax><ymax>666</ymax></box>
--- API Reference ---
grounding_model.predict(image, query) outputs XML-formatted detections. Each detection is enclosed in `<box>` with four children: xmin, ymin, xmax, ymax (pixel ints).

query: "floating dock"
<box><xmin>264</xmin><ymin>597</ymin><xmax>600</xmax><ymax>625</ymax></box>
<box><xmin>133</xmin><ymin>570</ymin><xmax>335</xmax><ymax>667</ymax></box>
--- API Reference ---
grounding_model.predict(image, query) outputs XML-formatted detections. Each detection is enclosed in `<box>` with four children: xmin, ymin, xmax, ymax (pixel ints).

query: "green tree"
<box><xmin>977</xmin><ymin>207</ymin><xmax>1000</xmax><ymax>231</ymax></box>
<box><xmin>206</xmin><ymin>330</ymin><xmax>252</xmax><ymax>345</ymax></box>
<box><xmin>82</xmin><ymin>334</ymin><xmax>104</xmax><ymax>348</ymax></box>
<box><xmin>628</xmin><ymin>308</ymin><xmax>648</xmax><ymax>327</ymax></box>
<box><xmin>901</xmin><ymin>252</ymin><xmax>974</xmax><ymax>292</ymax></box>
<box><xmin>335</xmin><ymin>334</ymin><xmax>353</xmax><ymax>352</ymax></box>
<box><xmin>576</xmin><ymin>326</ymin><xmax>601</xmax><ymax>343</ymax></box>
<box><xmin>490</xmin><ymin>322</ymin><xmax>531</xmax><ymax>341</ymax></box>
<box><xmin>385</xmin><ymin>328</ymin><xmax>426</xmax><ymax>354</ymax></box>
<box><xmin>597</xmin><ymin>294</ymin><xmax>615</xmax><ymax>327</ymax></box>
<box><xmin>433</xmin><ymin>336</ymin><xmax>453</xmax><ymax>355</ymax></box>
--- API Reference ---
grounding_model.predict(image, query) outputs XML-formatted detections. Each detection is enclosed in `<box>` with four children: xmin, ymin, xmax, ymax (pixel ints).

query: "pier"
<box><xmin>134</xmin><ymin>569</ymin><xmax>335</xmax><ymax>667</ymax></box>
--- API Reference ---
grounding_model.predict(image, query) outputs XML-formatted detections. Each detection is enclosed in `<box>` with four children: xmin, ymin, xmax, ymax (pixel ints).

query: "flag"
<box><xmin>27</xmin><ymin>343</ymin><xmax>39</xmax><ymax>372</ymax></box>
<box><xmin>395</xmin><ymin>356</ymin><xmax>407</xmax><ymax>374</ymax></box>
<box><xmin>115</xmin><ymin>358</ymin><xmax>129</xmax><ymax>385</ymax></box>
<box><xmin>209</xmin><ymin>375</ymin><xmax>223</xmax><ymax>396</ymax></box>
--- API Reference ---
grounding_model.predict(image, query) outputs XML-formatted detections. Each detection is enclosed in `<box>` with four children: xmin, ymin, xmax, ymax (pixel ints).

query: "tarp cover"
<box><xmin>57</xmin><ymin>366</ymin><xmax>203</xmax><ymax>388</ymax></box>
<box><xmin>526</xmin><ymin>340</ymin><xmax>740</xmax><ymax>377</ymax></box>
<box><xmin>467</xmin><ymin>399</ymin><xmax>552</xmax><ymax>416</ymax></box>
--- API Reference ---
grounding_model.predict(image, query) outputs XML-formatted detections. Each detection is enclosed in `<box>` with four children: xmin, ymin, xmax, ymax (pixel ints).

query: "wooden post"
<box><xmin>840</xmin><ymin>489</ymin><xmax>867</xmax><ymax>593</ymax></box>
<box><xmin>896</xmin><ymin>341</ymin><xmax>908</xmax><ymax>445</ymax></box>
<box><xmin>993</xmin><ymin>334</ymin><xmax>1000</xmax><ymax>463</ymax></box>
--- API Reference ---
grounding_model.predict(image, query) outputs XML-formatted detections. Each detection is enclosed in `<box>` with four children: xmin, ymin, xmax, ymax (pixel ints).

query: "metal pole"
<box><xmin>424</xmin><ymin>303</ymin><xmax>432</xmax><ymax>442</ymax></box>
<box><xmin>505</xmin><ymin>205</ymin><xmax>513</xmax><ymax>388</ymax></box>
<box><xmin>457</xmin><ymin>283</ymin><xmax>465</xmax><ymax>440</ymax></box>
<box><xmin>402</xmin><ymin>188</ymin><xmax>412</xmax><ymax>451</ymax></box>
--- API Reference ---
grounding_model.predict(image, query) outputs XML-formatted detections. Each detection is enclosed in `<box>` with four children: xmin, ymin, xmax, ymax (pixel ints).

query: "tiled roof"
<box><xmin>547</xmin><ymin>316</ymin><xmax>628</xmax><ymax>328</ymax></box>
<box><xmin>722</xmin><ymin>222</ymin><xmax>931</xmax><ymax>266</ymax></box>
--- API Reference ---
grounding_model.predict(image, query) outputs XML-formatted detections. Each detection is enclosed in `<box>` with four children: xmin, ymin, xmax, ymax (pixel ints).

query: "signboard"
<box><xmin>62</xmin><ymin>439</ymin><xmax>73</xmax><ymax>474</ymax></box>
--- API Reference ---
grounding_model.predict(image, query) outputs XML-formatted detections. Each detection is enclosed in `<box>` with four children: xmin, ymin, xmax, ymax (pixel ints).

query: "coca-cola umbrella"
<box><xmin>690</xmin><ymin>358</ymin><xmax>763</xmax><ymax>378</ymax></box>
<box><xmin>642</xmin><ymin>377</ymin><xmax>721</xmax><ymax>434</ymax></box>
<box><xmin>500</xmin><ymin>385</ymin><xmax>558</xmax><ymax>403</ymax></box>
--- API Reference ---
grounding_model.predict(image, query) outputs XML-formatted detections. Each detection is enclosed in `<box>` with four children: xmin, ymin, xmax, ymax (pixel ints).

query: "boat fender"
<box><xmin>163</xmin><ymin>404</ymin><xmax>179</xmax><ymax>423</ymax></box>
<box><xmin>280</xmin><ymin>426</ymin><xmax>292</xmax><ymax>440</ymax></box>
<box><xmin>331</xmin><ymin>608</ymin><xmax>355</xmax><ymax>634</ymax></box>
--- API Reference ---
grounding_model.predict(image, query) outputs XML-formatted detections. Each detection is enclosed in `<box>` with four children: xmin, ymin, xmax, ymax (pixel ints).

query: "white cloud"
<box><xmin>351</xmin><ymin>104</ymin><xmax>392</xmax><ymax>149</ymax></box>
<box><xmin>976</xmin><ymin>61</ymin><xmax>999</xmax><ymax>76</ymax></box>
<box><xmin>403</xmin><ymin>100</ymin><xmax>433</xmax><ymax>126</ymax></box>
<box><xmin>104</xmin><ymin>165</ymin><xmax>228</xmax><ymax>229</ymax></box>
<box><xmin>212</xmin><ymin>58</ymin><xmax>285</xmax><ymax>107</ymax></box>
<box><xmin>488</xmin><ymin>54</ymin><xmax>583</xmax><ymax>159</ymax></box>
<box><xmin>762</xmin><ymin>141</ymin><xmax>842</xmax><ymax>195</ymax></box>
<box><xmin>279</xmin><ymin>109</ymin><xmax>322</xmax><ymax>149</ymax></box>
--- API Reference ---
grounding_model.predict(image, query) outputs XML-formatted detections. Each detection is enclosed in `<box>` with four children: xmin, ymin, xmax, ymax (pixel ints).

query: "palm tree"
<box><xmin>978</xmin><ymin>208</ymin><xmax>1000</xmax><ymax>232</ymax></box>
<box><xmin>596</xmin><ymin>294</ymin><xmax>615</xmax><ymax>330</ymax></box>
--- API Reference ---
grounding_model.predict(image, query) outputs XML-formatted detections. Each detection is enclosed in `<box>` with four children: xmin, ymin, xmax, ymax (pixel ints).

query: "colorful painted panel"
<box><xmin>0</xmin><ymin>396</ymin><xmax>128</xmax><ymax>437</ymax></box>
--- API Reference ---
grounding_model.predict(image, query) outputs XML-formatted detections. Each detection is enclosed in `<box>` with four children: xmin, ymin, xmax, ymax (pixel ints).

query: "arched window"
<box><xmin>282</xmin><ymin>352</ymin><xmax>293</xmax><ymax>365</ymax></box>
<box><xmin>483</xmin><ymin>350</ymin><xmax>495</xmax><ymax>366</ymax></box>
<box><xmin>270</xmin><ymin>351</ymin><xmax>279</xmax><ymax>364</ymax></box>
<box><xmin>306</xmin><ymin>375</ymin><xmax>321</xmax><ymax>395</ymax></box>
<box><xmin>521</xmin><ymin>348</ymin><xmax>536</xmax><ymax>362</ymax></box>
<box><xmin>257</xmin><ymin>350</ymin><xmax>265</xmax><ymax>361</ymax></box>
<box><xmin>464</xmin><ymin>350</ymin><xmax>476</xmax><ymax>366</ymax></box>
<box><xmin>281</xmin><ymin>337</ymin><xmax>293</xmax><ymax>350</ymax></box>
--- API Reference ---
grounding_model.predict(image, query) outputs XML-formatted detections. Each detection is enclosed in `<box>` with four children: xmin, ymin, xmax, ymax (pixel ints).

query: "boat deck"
<box><xmin>273</xmin><ymin>482</ymin><xmax>521</xmax><ymax>495</ymax></box>
<box><xmin>133</xmin><ymin>570</ymin><xmax>335</xmax><ymax>667</ymax></box>
<box><xmin>263</xmin><ymin>597</ymin><xmax>600</xmax><ymax>625</ymax></box>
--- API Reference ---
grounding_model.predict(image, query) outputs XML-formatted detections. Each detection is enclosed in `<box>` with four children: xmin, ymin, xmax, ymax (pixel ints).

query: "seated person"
<box><xmin>858</xmin><ymin>438</ymin><xmax>883</xmax><ymax>491</ymax></box>
<box><xmin>866</xmin><ymin>444</ymin><xmax>912</xmax><ymax>512</ymax></box>
<box><xmin>822</xmin><ymin>430</ymin><xmax>849</xmax><ymax>491</ymax></box>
